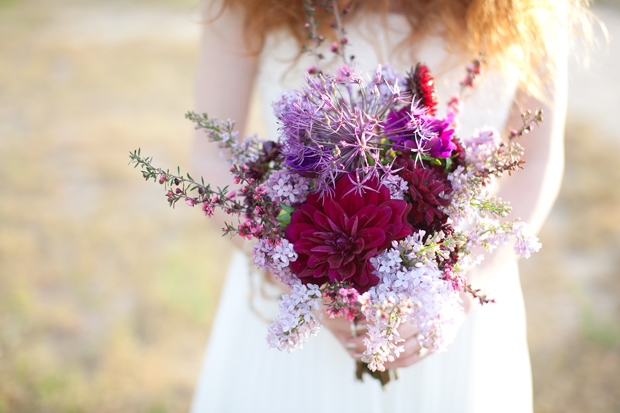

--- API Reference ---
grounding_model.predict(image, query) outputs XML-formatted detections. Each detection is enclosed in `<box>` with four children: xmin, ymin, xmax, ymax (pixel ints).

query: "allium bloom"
<box><xmin>284</xmin><ymin>146</ymin><xmax>326</xmax><ymax>173</ymax></box>
<box><xmin>395</xmin><ymin>155</ymin><xmax>452</xmax><ymax>232</ymax></box>
<box><xmin>285</xmin><ymin>172</ymin><xmax>413</xmax><ymax>292</ymax></box>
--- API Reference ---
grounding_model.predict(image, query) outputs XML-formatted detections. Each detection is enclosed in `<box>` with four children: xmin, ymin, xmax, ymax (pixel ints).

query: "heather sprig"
<box><xmin>509</xmin><ymin>109</ymin><xmax>544</xmax><ymax>140</ymax></box>
<box><xmin>301</xmin><ymin>0</ymin><xmax>351</xmax><ymax>68</ymax></box>
<box><xmin>186</xmin><ymin>111</ymin><xmax>261</xmax><ymax>167</ymax></box>
<box><xmin>129</xmin><ymin>150</ymin><xmax>283</xmax><ymax>240</ymax></box>
<box><xmin>459</xmin><ymin>56</ymin><xmax>484</xmax><ymax>92</ymax></box>
<box><xmin>129</xmin><ymin>149</ymin><xmax>242</xmax><ymax>213</ymax></box>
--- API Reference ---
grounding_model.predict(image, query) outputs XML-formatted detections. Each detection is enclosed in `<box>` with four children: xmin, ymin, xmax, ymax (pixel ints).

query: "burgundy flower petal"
<box><xmin>327</xmin><ymin>253</ymin><xmax>344</xmax><ymax>269</ymax></box>
<box><xmin>285</xmin><ymin>222</ymin><xmax>316</xmax><ymax>242</ymax></box>
<box><xmin>358</xmin><ymin>227</ymin><xmax>386</xmax><ymax>249</ymax></box>
<box><xmin>367</xmin><ymin>205</ymin><xmax>392</xmax><ymax>228</ymax></box>
<box><xmin>285</xmin><ymin>171</ymin><xmax>413</xmax><ymax>292</ymax></box>
<box><xmin>355</xmin><ymin>205</ymin><xmax>378</xmax><ymax>227</ymax></box>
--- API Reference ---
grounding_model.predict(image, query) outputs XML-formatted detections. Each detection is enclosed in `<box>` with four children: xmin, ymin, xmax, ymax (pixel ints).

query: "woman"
<box><xmin>190</xmin><ymin>1</ymin><xmax>585</xmax><ymax>411</ymax></box>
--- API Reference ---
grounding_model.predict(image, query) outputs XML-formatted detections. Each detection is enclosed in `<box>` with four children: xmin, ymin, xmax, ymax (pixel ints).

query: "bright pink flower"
<box><xmin>202</xmin><ymin>203</ymin><xmax>214</xmax><ymax>217</ymax></box>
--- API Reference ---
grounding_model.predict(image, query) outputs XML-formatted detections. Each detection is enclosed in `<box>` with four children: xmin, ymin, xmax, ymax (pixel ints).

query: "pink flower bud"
<box><xmin>185</xmin><ymin>198</ymin><xmax>194</xmax><ymax>207</ymax></box>
<box><xmin>227</xmin><ymin>191</ymin><xmax>236</xmax><ymax>199</ymax></box>
<box><xmin>158</xmin><ymin>174</ymin><xmax>166</xmax><ymax>184</ymax></box>
<box><xmin>232</xmin><ymin>176</ymin><xmax>240</xmax><ymax>184</ymax></box>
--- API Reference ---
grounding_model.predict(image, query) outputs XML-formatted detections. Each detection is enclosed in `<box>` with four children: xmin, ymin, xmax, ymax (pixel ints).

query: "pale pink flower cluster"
<box><xmin>461</xmin><ymin>128</ymin><xmax>502</xmax><ymax>173</ymax></box>
<box><xmin>380</xmin><ymin>173</ymin><xmax>409</xmax><ymax>200</ymax></box>
<box><xmin>470</xmin><ymin>220</ymin><xmax>542</xmax><ymax>258</ymax></box>
<box><xmin>358</xmin><ymin>293</ymin><xmax>412</xmax><ymax>372</ymax></box>
<box><xmin>265</xmin><ymin>170</ymin><xmax>311</xmax><ymax>206</ymax></box>
<box><xmin>468</xmin><ymin>218</ymin><xmax>541</xmax><ymax>260</ymax></box>
<box><xmin>325</xmin><ymin>288</ymin><xmax>359</xmax><ymax>322</ymax></box>
<box><xmin>358</xmin><ymin>235</ymin><xmax>465</xmax><ymax>371</ymax></box>
<box><xmin>266</xmin><ymin>281</ymin><xmax>323</xmax><ymax>353</ymax></box>
<box><xmin>510</xmin><ymin>221</ymin><xmax>542</xmax><ymax>258</ymax></box>
<box><xmin>443</xmin><ymin>165</ymin><xmax>481</xmax><ymax>226</ymax></box>
<box><xmin>252</xmin><ymin>238</ymin><xmax>298</xmax><ymax>285</ymax></box>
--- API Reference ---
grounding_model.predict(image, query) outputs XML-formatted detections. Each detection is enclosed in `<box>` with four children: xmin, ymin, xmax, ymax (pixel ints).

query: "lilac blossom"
<box><xmin>266</xmin><ymin>280</ymin><xmax>323</xmax><ymax>353</ymax></box>
<box><xmin>357</xmin><ymin>233</ymin><xmax>465</xmax><ymax>372</ymax></box>
<box><xmin>380</xmin><ymin>172</ymin><xmax>409</xmax><ymax>200</ymax></box>
<box><xmin>264</xmin><ymin>170</ymin><xmax>311</xmax><ymax>206</ymax></box>
<box><xmin>252</xmin><ymin>238</ymin><xmax>298</xmax><ymax>285</ymax></box>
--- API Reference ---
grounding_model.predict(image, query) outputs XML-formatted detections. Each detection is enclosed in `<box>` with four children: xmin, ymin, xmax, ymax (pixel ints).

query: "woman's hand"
<box><xmin>321</xmin><ymin>315</ymin><xmax>431</xmax><ymax>369</ymax></box>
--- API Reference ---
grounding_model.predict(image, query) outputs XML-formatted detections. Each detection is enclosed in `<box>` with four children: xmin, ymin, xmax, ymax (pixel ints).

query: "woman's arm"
<box><xmin>467</xmin><ymin>49</ymin><xmax>568</xmax><ymax>291</ymax></box>
<box><xmin>192</xmin><ymin>2</ymin><xmax>258</xmax><ymax>238</ymax></box>
<box><xmin>192</xmin><ymin>2</ymin><xmax>257</xmax><ymax>190</ymax></box>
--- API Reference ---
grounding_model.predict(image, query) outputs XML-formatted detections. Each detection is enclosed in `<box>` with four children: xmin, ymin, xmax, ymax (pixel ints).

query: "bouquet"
<box><xmin>129</xmin><ymin>0</ymin><xmax>542</xmax><ymax>386</ymax></box>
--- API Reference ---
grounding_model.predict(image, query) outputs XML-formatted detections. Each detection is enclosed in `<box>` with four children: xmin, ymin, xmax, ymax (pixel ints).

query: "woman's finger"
<box><xmin>397</xmin><ymin>323</ymin><xmax>418</xmax><ymax>340</ymax></box>
<box><xmin>384</xmin><ymin>337</ymin><xmax>430</xmax><ymax>369</ymax></box>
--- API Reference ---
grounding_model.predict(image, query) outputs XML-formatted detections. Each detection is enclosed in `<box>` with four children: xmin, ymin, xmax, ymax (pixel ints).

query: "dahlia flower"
<box><xmin>285</xmin><ymin>172</ymin><xmax>413</xmax><ymax>292</ymax></box>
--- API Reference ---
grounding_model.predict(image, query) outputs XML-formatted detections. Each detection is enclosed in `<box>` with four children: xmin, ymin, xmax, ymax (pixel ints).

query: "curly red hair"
<box><xmin>211</xmin><ymin>0</ymin><xmax>592</xmax><ymax>95</ymax></box>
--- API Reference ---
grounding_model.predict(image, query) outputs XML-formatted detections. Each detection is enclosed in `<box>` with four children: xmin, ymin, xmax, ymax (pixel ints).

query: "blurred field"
<box><xmin>0</xmin><ymin>0</ymin><xmax>618</xmax><ymax>412</ymax></box>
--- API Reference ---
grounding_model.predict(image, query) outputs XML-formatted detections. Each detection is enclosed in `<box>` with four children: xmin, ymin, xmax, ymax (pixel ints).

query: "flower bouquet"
<box><xmin>129</xmin><ymin>0</ymin><xmax>542</xmax><ymax>386</ymax></box>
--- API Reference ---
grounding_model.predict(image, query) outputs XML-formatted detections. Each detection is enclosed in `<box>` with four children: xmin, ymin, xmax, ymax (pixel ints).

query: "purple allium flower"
<box><xmin>284</xmin><ymin>146</ymin><xmax>326</xmax><ymax>173</ymax></box>
<box><xmin>284</xmin><ymin>172</ymin><xmax>413</xmax><ymax>292</ymax></box>
<box><xmin>335</xmin><ymin>65</ymin><xmax>360</xmax><ymax>83</ymax></box>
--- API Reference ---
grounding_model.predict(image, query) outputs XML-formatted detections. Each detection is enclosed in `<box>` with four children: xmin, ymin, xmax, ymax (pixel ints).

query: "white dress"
<box><xmin>192</xmin><ymin>15</ymin><xmax>533</xmax><ymax>413</ymax></box>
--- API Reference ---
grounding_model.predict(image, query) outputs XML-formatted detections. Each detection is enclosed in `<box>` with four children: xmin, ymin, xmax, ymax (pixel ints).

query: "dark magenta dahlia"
<box><xmin>395</xmin><ymin>155</ymin><xmax>453</xmax><ymax>233</ymax></box>
<box><xmin>284</xmin><ymin>172</ymin><xmax>414</xmax><ymax>292</ymax></box>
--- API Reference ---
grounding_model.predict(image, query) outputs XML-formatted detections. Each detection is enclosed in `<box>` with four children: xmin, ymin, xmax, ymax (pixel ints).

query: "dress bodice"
<box><xmin>256</xmin><ymin>14</ymin><xmax>520</xmax><ymax>142</ymax></box>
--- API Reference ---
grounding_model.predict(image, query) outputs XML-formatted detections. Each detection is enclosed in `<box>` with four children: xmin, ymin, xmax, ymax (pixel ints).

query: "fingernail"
<box><xmin>345</xmin><ymin>342</ymin><xmax>357</xmax><ymax>350</ymax></box>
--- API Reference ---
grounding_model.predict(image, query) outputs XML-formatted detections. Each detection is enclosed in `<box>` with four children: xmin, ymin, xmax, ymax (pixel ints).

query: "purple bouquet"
<box><xmin>129</xmin><ymin>1</ymin><xmax>543</xmax><ymax>384</ymax></box>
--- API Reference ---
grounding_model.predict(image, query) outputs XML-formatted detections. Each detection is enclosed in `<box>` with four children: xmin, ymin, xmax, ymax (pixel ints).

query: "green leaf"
<box><xmin>276</xmin><ymin>214</ymin><xmax>291</xmax><ymax>226</ymax></box>
<box><xmin>279</xmin><ymin>203</ymin><xmax>295</xmax><ymax>214</ymax></box>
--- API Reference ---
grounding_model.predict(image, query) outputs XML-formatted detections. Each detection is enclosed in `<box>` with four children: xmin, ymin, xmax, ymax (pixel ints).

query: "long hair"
<box><xmin>214</xmin><ymin>0</ymin><xmax>592</xmax><ymax>96</ymax></box>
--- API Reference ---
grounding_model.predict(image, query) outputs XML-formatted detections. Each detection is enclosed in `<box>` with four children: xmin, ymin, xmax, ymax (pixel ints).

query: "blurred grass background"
<box><xmin>0</xmin><ymin>0</ymin><xmax>618</xmax><ymax>411</ymax></box>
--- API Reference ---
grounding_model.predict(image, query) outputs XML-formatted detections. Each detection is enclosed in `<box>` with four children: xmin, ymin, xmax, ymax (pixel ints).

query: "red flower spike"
<box><xmin>285</xmin><ymin>172</ymin><xmax>413</xmax><ymax>293</ymax></box>
<box><xmin>407</xmin><ymin>63</ymin><xmax>438</xmax><ymax>116</ymax></box>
